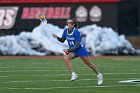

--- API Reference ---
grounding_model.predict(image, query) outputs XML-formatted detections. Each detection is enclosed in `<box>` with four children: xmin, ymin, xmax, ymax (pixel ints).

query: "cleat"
<box><xmin>97</xmin><ymin>73</ymin><xmax>103</xmax><ymax>85</ymax></box>
<box><xmin>71</xmin><ymin>73</ymin><xmax>78</xmax><ymax>81</ymax></box>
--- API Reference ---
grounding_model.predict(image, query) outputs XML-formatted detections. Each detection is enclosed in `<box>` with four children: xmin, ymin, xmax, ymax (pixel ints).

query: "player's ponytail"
<box><xmin>72</xmin><ymin>18</ymin><xmax>79</xmax><ymax>28</ymax></box>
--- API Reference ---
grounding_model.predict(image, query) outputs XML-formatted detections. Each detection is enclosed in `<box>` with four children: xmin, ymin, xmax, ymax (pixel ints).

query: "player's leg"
<box><xmin>64</xmin><ymin>52</ymin><xmax>76</xmax><ymax>73</ymax></box>
<box><xmin>63</xmin><ymin>52</ymin><xmax>78</xmax><ymax>81</ymax></box>
<box><xmin>81</xmin><ymin>56</ymin><xmax>103</xmax><ymax>85</ymax></box>
<box><xmin>81</xmin><ymin>56</ymin><xmax>99</xmax><ymax>75</ymax></box>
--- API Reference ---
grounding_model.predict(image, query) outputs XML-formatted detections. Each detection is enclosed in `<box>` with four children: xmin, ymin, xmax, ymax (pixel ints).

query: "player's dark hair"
<box><xmin>72</xmin><ymin>18</ymin><xmax>79</xmax><ymax>28</ymax></box>
<box><xmin>67</xmin><ymin>17</ymin><xmax>79</xmax><ymax>28</ymax></box>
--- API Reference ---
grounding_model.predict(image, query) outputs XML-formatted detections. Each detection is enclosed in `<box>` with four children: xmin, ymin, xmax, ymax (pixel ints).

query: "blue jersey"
<box><xmin>61</xmin><ymin>28</ymin><xmax>89</xmax><ymax>57</ymax></box>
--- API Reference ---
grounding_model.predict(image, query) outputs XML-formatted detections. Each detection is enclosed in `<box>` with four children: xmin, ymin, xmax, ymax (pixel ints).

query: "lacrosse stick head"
<box><xmin>36</xmin><ymin>12</ymin><xmax>47</xmax><ymax>23</ymax></box>
<box><xmin>36</xmin><ymin>12</ymin><xmax>53</xmax><ymax>35</ymax></box>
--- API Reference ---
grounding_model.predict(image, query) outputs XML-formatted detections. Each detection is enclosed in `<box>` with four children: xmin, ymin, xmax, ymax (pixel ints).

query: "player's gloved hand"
<box><xmin>63</xmin><ymin>49</ymin><xmax>69</xmax><ymax>54</ymax></box>
<box><xmin>52</xmin><ymin>34</ymin><xmax>58</xmax><ymax>39</ymax></box>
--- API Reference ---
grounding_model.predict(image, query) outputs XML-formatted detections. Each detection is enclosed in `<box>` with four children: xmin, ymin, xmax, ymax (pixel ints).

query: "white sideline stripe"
<box><xmin>111</xmin><ymin>58</ymin><xmax>140</xmax><ymax>60</ymax></box>
<box><xmin>0</xmin><ymin>78</ymin><xmax>139</xmax><ymax>83</ymax></box>
<box><xmin>2</xmin><ymin>77</ymin><xmax>136</xmax><ymax>84</ymax></box>
<box><xmin>80</xmin><ymin>90</ymin><xmax>127</xmax><ymax>93</ymax></box>
<box><xmin>0</xmin><ymin>79</ymin><xmax>97</xmax><ymax>83</ymax></box>
<box><xmin>0</xmin><ymin>66</ymin><xmax>138</xmax><ymax>69</ymax></box>
<box><xmin>0</xmin><ymin>70</ymin><xmax>54</xmax><ymax>72</ymax></box>
<box><xmin>119</xmin><ymin>80</ymin><xmax>140</xmax><ymax>83</ymax></box>
<box><xmin>1</xmin><ymin>85</ymin><xmax>137</xmax><ymax>90</ymax></box>
<box><xmin>0</xmin><ymin>73</ymin><xmax>140</xmax><ymax>77</ymax></box>
<box><xmin>0</xmin><ymin>67</ymin><xmax>67</xmax><ymax>68</ymax></box>
<box><xmin>0</xmin><ymin>74</ymin><xmax>70</xmax><ymax>77</ymax></box>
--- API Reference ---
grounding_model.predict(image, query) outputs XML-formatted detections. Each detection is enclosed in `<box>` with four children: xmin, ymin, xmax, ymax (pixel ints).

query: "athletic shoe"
<box><xmin>71</xmin><ymin>72</ymin><xmax>78</xmax><ymax>81</ymax></box>
<box><xmin>97</xmin><ymin>73</ymin><xmax>103</xmax><ymax>85</ymax></box>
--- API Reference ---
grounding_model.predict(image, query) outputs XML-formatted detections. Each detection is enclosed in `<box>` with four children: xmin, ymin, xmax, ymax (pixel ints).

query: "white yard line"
<box><xmin>104</xmin><ymin>73</ymin><xmax>140</xmax><ymax>75</ymax></box>
<box><xmin>0</xmin><ymin>73</ymin><xmax>140</xmax><ymax>78</ymax></box>
<box><xmin>0</xmin><ymin>78</ymin><xmax>121</xmax><ymax>83</ymax></box>
<box><xmin>0</xmin><ymin>78</ymin><xmax>139</xmax><ymax>83</ymax></box>
<box><xmin>0</xmin><ymin>79</ymin><xmax>93</xmax><ymax>84</ymax></box>
<box><xmin>0</xmin><ymin>79</ymin><xmax>97</xmax><ymax>83</ymax></box>
<box><xmin>0</xmin><ymin>70</ymin><xmax>52</xmax><ymax>72</ymax></box>
<box><xmin>0</xmin><ymin>66</ymin><xmax>139</xmax><ymax>69</ymax></box>
<box><xmin>0</xmin><ymin>66</ymin><xmax>67</xmax><ymax>68</ymax></box>
<box><xmin>119</xmin><ymin>80</ymin><xmax>140</xmax><ymax>83</ymax></box>
<box><xmin>0</xmin><ymin>73</ymin><xmax>139</xmax><ymax>78</ymax></box>
<box><xmin>0</xmin><ymin>84</ymin><xmax>137</xmax><ymax>90</ymax></box>
<box><xmin>111</xmin><ymin>58</ymin><xmax>140</xmax><ymax>60</ymax></box>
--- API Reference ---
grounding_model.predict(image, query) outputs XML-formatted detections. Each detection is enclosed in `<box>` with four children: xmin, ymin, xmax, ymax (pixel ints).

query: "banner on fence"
<box><xmin>0</xmin><ymin>3</ymin><xmax>118</xmax><ymax>36</ymax></box>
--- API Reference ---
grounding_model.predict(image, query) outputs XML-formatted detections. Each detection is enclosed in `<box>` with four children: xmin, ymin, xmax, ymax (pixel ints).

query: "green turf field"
<box><xmin>0</xmin><ymin>56</ymin><xmax>140</xmax><ymax>93</ymax></box>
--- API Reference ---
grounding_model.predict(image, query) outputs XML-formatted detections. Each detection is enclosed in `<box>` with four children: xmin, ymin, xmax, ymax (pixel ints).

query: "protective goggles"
<box><xmin>66</xmin><ymin>19</ymin><xmax>74</xmax><ymax>23</ymax></box>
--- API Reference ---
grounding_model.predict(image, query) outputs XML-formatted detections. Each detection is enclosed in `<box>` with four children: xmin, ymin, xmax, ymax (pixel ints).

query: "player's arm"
<box><xmin>52</xmin><ymin>34</ymin><xmax>66</xmax><ymax>43</ymax></box>
<box><xmin>68</xmin><ymin>41</ymin><xmax>80</xmax><ymax>52</ymax></box>
<box><xmin>52</xmin><ymin>29</ymin><xmax>67</xmax><ymax>43</ymax></box>
<box><xmin>57</xmin><ymin>37</ymin><xmax>66</xmax><ymax>43</ymax></box>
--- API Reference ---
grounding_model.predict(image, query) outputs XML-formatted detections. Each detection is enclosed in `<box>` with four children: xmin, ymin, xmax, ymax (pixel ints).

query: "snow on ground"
<box><xmin>0</xmin><ymin>21</ymin><xmax>136</xmax><ymax>56</ymax></box>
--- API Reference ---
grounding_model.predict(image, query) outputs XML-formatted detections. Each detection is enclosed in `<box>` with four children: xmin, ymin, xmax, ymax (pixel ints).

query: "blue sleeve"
<box><xmin>61</xmin><ymin>29</ymin><xmax>66</xmax><ymax>39</ymax></box>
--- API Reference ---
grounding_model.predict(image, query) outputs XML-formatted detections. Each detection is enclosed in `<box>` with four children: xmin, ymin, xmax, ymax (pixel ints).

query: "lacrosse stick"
<box><xmin>36</xmin><ymin>12</ymin><xmax>47</xmax><ymax>23</ymax></box>
<box><xmin>36</xmin><ymin>12</ymin><xmax>53</xmax><ymax>35</ymax></box>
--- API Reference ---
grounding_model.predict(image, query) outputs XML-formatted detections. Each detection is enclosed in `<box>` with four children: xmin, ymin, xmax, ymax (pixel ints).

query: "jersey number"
<box><xmin>70</xmin><ymin>41</ymin><xmax>75</xmax><ymax>45</ymax></box>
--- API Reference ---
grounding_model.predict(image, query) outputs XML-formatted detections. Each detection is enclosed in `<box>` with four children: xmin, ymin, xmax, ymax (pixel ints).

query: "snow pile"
<box><xmin>0</xmin><ymin>21</ymin><xmax>136</xmax><ymax>56</ymax></box>
<box><xmin>79</xmin><ymin>25</ymin><xmax>135</xmax><ymax>55</ymax></box>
